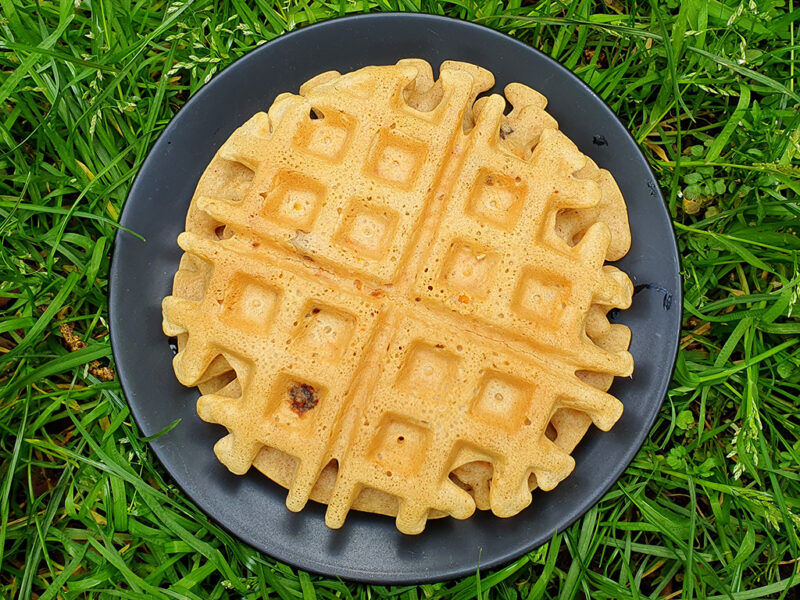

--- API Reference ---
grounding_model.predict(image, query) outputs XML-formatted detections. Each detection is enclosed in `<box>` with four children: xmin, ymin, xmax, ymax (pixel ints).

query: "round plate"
<box><xmin>110</xmin><ymin>13</ymin><xmax>681</xmax><ymax>584</ymax></box>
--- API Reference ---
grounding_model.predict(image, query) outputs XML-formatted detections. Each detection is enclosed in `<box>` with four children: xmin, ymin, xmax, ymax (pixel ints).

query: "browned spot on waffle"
<box><xmin>289</xmin><ymin>383</ymin><xmax>319</xmax><ymax>415</ymax></box>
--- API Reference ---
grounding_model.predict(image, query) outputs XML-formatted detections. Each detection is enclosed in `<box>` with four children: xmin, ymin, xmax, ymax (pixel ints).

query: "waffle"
<box><xmin>163</xmin><ymin>59</ymin><xmax>633</xmax><ymax>534</ymax></box>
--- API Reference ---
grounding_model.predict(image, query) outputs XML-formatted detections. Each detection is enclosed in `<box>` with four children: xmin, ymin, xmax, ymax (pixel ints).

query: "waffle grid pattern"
<box><xmin>163</xmin><ymin>60</ymin><xmax>633</xmax><ymax>534</ymax></box>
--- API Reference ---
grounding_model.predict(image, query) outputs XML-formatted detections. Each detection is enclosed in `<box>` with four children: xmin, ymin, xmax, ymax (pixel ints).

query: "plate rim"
<box><xmin>109</xmin><ymin>11</ymin><xmax>682</xmax><ymax>584</ymax></box>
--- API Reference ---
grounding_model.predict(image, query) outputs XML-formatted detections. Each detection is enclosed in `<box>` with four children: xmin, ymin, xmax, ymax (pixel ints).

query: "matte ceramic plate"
<box><xmin>109</xmin><ymin>13</ymin><xmax>681</xmax><ymax>584</ymax></box>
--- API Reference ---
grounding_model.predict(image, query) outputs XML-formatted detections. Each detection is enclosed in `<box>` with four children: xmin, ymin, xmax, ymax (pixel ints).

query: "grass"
<box><xmin>1</xmin><ymin>0</ymin><xmax>798</xmax><ymax>597</ymax></box>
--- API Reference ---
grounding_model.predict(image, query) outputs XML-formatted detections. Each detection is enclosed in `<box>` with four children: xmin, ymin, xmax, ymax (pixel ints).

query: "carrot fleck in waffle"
<box><xmin>162</xmin><ymin>59</ymin><xmax>633</xmax><ymax>534</ymax></box>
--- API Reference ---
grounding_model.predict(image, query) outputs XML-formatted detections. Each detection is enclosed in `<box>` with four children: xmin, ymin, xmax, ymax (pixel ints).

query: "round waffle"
<box><xmin>162</xmin><ymin>59</ymin><xmax>633</xmax><ymax>534</ymax></box>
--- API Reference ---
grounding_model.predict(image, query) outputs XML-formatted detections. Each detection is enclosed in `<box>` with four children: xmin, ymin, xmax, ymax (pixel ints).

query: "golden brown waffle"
<box><xmin>163</xmin><ymin>59</ymin><xmax>633</xmax><ymax>534</ymax></box>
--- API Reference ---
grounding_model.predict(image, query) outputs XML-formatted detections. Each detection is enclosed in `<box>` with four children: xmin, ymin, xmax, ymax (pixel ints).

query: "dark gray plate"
<box><xmin>109</xmin><ymin>13</ymin><xmax>681</xmax><ymax>584</ymax></box>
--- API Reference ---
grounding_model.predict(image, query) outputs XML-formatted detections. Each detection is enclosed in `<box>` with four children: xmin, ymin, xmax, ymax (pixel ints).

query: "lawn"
<box><xmin>1</xmin><ymin>0</ymin><xmax>799</xmax><ymax>598</ymax></box>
